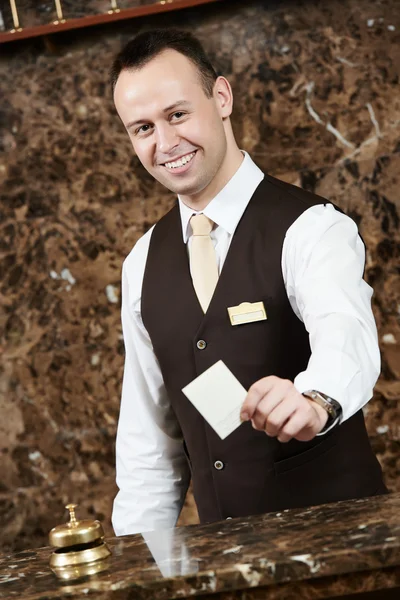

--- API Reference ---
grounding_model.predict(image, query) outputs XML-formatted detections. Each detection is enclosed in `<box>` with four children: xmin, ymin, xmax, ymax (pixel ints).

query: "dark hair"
<box><xmin>110</xmin><ymin>29</ymin><xmax>218</xmax><ymax>97</ymax></box>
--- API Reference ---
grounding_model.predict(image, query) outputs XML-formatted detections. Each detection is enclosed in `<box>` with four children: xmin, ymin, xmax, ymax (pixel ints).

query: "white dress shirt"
<box><xmin>112</xmin><ymin>152</ymin><xmax>380</xmax><ymax>536</ymax></box>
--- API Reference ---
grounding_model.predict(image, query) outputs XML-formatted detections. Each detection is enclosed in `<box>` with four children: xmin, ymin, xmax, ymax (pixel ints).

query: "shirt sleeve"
<box><xmin>112</xmin><ymin>248</ymin><xmax>190</xmax><ymax>536</ymax></box>
<box><xmin>282</xmin><ymin>203</ymin><xmax>381</xmax><ymax>424</ymax></box>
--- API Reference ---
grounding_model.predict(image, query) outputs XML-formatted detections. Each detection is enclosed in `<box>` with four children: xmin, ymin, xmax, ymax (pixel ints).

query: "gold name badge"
<box><xmin>227</xmin><ymin>301</ymin><xmax>267</xmax><ymax>326</ymax></box>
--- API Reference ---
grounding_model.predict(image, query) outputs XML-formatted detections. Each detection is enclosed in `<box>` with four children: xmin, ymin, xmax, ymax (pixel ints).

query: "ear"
<box><xmin>213</xmin><ymin>76</ymin><xmax>233</xmax><ymax>119</ymax></box>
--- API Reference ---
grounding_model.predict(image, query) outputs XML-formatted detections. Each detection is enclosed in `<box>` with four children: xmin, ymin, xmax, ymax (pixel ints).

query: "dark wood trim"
<box><xmin>0</xmin><ymin>0</ymin><xmax>224</xmax><ymax>45</ymax></box>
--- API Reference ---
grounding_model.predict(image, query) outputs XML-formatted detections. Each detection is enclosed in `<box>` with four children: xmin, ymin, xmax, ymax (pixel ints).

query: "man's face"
<box><xmin>113</xmin><ymin>49</ymin><xmax>228</xmax><ymax>198</ymax></box>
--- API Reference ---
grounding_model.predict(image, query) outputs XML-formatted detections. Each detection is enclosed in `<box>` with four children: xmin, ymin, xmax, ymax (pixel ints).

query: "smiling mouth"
<box><xmin>162</xmin><ymin>151</ymin><xmax>196</xmax><ymax>170</ymax></box>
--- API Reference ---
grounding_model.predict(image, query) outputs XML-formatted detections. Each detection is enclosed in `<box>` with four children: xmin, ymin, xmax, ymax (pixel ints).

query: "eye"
<box><xmin>135</xmin><ymin>124</ymin><xmax>152</xmax><ymax>135</ymax></box>
<box><xmin>171</xmin><ymin>111</ymin><xmax>185</xmax><ymax>120</ymax></box>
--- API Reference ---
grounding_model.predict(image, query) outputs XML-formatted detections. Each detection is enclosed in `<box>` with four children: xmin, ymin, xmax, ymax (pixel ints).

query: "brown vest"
<box><xmin>142</xmin><ymin>175</ymin><xmax>386</xmax><ymax>523</ymax></box>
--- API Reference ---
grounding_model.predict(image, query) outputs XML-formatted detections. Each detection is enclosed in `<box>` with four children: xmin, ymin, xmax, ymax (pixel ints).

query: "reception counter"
<box><xmin>0</xmin><ymin>493</ymin><xmax>399</xmax><ymax>600</ymax></box>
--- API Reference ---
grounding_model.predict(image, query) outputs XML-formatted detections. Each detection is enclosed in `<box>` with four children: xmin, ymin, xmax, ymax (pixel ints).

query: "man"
<box><xmin>110</xmin><ymin>29</ymin><xmax>387</xmax><ymax>536</ymax></box>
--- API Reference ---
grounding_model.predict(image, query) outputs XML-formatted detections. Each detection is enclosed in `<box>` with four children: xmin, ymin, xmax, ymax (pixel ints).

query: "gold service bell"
<box><xmin>49</xmin><ymin>503</ymin><xmax>111</xmax><ymax>580</ymax></box>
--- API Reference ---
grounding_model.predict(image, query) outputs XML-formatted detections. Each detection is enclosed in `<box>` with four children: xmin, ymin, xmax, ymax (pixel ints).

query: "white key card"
<box><xmin>182</xmin><ymin>360</ymin><xmax>247</xmax><ymax>440</ymax></box>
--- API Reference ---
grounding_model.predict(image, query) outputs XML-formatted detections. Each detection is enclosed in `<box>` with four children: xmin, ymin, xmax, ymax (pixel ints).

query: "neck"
<box><xmin>180</xmin><ymin>146</ymin><xmax>244</xmax><ymax>211</ymax></box>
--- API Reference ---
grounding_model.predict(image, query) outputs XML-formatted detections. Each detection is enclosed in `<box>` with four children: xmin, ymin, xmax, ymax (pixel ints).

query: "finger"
<box><xmin>250</xmin><ymin>382</ymin><xmax>292</xmax><ymax>430</ymax></box>
<box><xmin>264</xmin><ymin>394</ymin><xmax>299</xmax><ymax>437</ymax></box>
<box><xmin>241</xmin><ymin>376</ymin><xmax>277</xmax><ymax>421</ymax></box>
<box><xmin>241</xmin><ymin>377</ymin><xmax>290</xmax><ymax>420</ymax></box>
<box><xmin>277</xmin><ymin>408</ymin><xmax>313</xmax><ymax>443</ymax></box>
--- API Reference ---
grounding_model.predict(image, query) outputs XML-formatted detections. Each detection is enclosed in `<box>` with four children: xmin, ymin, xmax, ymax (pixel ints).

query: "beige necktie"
<box><xmin>189</xmin><ymin>214</ymin><xmax>219</xmax><ymax>312</ymax></box>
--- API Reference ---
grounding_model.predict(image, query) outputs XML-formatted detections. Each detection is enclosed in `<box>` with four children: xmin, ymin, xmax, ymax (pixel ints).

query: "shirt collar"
<box><xmin>178</xmin><ymin>151</ymin><xmax>264</xmax><ymax>243</ymax></box>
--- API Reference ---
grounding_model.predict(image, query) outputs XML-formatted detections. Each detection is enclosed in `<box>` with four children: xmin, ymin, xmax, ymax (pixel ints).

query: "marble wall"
<box><xmin>0</xmin><ymin>0</ymin><xmax>399</xmax><ymax>553</ymax></box>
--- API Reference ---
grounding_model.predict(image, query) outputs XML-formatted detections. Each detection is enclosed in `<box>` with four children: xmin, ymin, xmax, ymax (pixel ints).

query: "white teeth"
<box><xmin>165</xmin><ymin>152</ymin><xmax>195</xmax><ymax>170</ymax></box>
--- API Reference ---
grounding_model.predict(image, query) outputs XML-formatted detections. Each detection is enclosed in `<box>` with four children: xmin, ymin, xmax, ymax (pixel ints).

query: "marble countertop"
<box><xmin>1</xmin><ymin>493</ymin><xmax>399</xmax><ymax>599</ymax></box>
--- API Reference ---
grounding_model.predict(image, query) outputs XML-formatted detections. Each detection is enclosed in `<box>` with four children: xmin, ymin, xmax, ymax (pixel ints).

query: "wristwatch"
<box><xmin>302</xmin><ymin>390</ymin><xmax>343</xmax><ymax>432</ymax></box>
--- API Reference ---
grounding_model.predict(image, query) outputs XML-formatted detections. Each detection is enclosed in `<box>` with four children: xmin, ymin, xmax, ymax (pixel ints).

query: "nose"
<box><xmin>156</xmin><ymin>122</ymin><xmax>179</xmax><ymax>156</ymax></box>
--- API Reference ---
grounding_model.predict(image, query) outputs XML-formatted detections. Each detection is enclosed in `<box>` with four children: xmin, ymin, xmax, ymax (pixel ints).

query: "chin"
<box><xmin>176</xmin><ymin>185</ymin><xmax>205</xmax><ymax>198</ymax></box>
<box><xmin>160</xmin><ymin>178</ymin><xmax>202</xmax><ymax>197</ymax></box>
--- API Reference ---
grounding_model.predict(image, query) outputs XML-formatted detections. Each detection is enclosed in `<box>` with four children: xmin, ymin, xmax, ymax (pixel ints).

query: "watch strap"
<box><xmin>302</xmin><ymin>390</ymin><xmax>342</xmax><ymax>432</ymax></box>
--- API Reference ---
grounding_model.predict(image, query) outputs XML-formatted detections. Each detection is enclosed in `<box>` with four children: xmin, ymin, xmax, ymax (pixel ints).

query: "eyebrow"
<box><xmin>126</xmin><ymin>100</ymin><xmax>192</xmax><ymax>130</ymax></box>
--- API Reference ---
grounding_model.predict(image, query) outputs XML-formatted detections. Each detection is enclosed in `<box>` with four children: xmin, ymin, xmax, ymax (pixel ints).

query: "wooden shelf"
<box><xmin>0</xmin><ymin>0</ymin><xmax>223</xmax><ymax>44</ymax></box>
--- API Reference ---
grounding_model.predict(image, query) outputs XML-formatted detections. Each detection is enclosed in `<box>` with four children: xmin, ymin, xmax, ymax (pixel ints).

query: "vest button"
<box><xmin>196</xmin><ymin>340</ymin><xmax>207</xmax><ymax>350</ymax></box>
<box><xmin>214</xmin><ymin>460</ymin><xmax>224</xmax><ymax>470</ymax></box>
